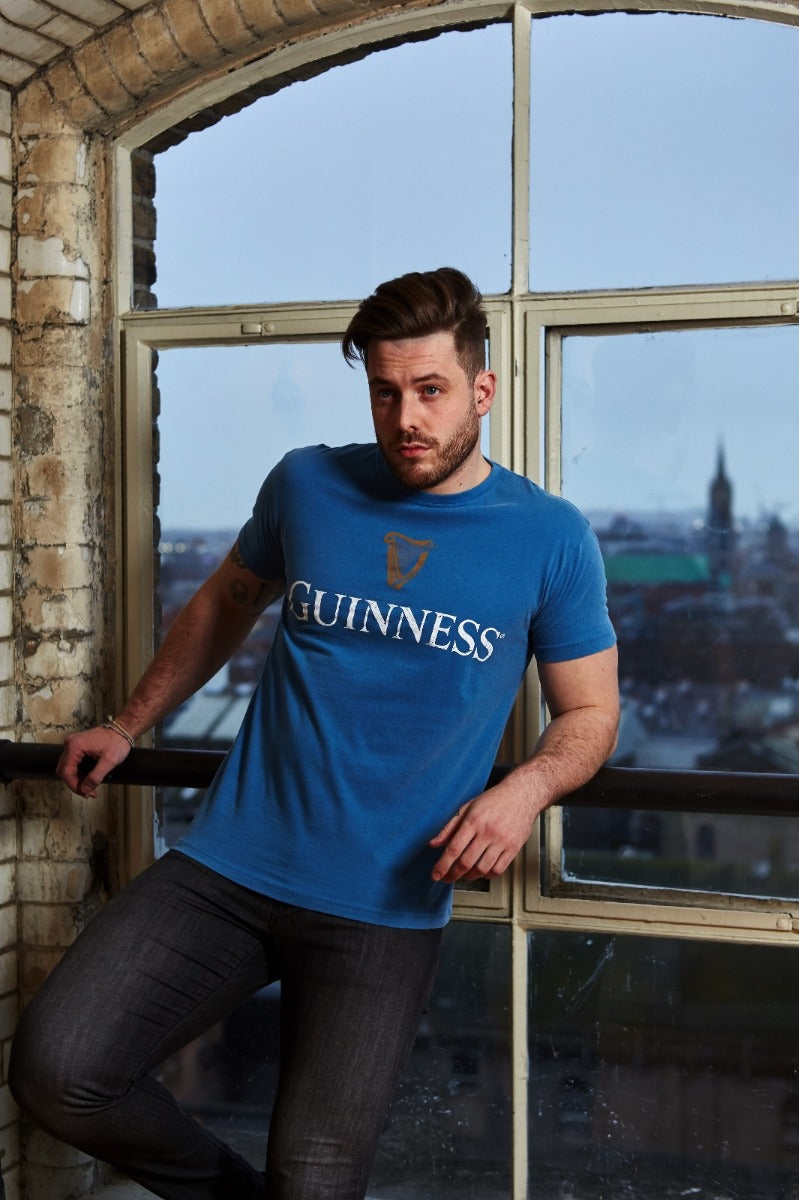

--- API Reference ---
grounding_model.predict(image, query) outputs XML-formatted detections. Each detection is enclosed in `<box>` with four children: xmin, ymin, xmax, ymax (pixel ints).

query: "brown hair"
<box><xmin>342</xmin><ymin>267</ymin><xmax>487</xmax><ymax>382</ymax></box>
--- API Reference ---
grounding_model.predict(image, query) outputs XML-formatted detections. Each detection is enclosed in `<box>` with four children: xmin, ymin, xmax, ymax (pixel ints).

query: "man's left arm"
<box><xmin>429</xmin><ymin>644</ymin><xmax>619</xmax><ymax>883</ymax></box>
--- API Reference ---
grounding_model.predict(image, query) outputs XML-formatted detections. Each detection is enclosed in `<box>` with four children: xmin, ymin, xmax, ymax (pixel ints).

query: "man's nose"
<box><xmin>396</xmin><ymin>392</ymin><xmax>422</xmax><ymax>430</ymax></box>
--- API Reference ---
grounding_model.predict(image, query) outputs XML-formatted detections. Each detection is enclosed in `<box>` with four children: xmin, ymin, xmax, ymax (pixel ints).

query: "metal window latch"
<box><xmin>240</xmin><ymin>322</ymin><xmax>276</xmax><ymax>335</ymax></box>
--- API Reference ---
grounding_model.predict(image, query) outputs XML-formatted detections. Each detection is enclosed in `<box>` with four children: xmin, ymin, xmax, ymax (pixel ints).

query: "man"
<box><xmin>10</xmin><ymin>267</ymin><xmax>618</xmax><ymax>1199</ymax></box>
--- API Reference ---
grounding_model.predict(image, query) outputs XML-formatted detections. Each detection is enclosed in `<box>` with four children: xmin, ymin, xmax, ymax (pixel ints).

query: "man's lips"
<box><xmin>394</xmin><ymin>440</ymin><xmax>435</xmax><ymax>458</ymax></box>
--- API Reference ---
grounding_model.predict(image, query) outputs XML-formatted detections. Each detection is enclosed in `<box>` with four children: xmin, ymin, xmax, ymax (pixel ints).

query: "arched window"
<box><xmin>118</xmin><ymin>6</ymin><xmax>799</xmax><ymax>1195</ymax></box>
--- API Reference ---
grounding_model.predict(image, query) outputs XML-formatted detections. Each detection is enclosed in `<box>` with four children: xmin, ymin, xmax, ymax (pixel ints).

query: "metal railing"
<box><xmin>1</xmin><ymin>740</ymin><xmax>798</xmax><ymax>815</ymax></box>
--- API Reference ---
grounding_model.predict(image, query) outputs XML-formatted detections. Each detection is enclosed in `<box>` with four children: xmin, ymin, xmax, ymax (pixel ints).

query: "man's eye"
<box><xmin>423</xmin><ymin>386</ymin><xmax>440</xmax><ymax>397</ymax></box>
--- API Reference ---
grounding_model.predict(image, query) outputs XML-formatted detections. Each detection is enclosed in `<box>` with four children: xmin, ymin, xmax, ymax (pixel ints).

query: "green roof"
<box><xmin>603</xmin><ymin>553</ymin><xmax>711</xmax><ymax>586</ymax></box>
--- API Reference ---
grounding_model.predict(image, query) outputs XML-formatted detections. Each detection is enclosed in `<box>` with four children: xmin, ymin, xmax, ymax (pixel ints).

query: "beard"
<box><xmin>377</xmin><ymin>405</ymin><xmax>481</xmax><ymax>491</ymax></box>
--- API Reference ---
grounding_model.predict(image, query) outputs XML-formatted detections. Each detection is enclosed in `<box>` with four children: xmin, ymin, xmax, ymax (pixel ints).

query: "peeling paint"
<box><xmin>17</xmin><ymin>235</ymin><xmax>90</xmax><ymax>279</ymax></box>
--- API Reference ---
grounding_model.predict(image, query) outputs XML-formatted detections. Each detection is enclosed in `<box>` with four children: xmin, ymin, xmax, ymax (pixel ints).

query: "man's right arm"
<box><xmin>57</xmin><ymin>543</ymin><xmax>285</xmax><ymax>797</ymax></box>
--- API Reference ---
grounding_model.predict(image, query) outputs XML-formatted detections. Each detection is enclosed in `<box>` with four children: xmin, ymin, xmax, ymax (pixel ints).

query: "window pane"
<box><xmin>152</xmin><ymin>25</ymin><xmax>511</xmax><ymax>308</ymax></box>
<box><xmin>529</xmin><ymin>930</ymin><xmax>799</xmax><ymax>1199</ymax></box>
<box><xmin>161</xmin><ymin>922</ymin><xmax>511</xmax><ymax>1196</ymax></box>
<box><xmin>530</xmin><ymin>13</ymin><xmax>799</xmax><ymax>291</ymax></box>
<box><xmin>153</xmin><ymin>341</ymin><xmax>373</xmax><ymax>850</ymax></box>
<box><xmin>560</xmin><ymin>324</ymin><xmax>799</xmax><ymax>898</ymax></box>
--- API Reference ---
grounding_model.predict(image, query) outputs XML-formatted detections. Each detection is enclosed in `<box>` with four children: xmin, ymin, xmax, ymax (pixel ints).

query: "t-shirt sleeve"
<box><xmin>235</xmin><ymin>459</ymin><xmax>286</xmax><ymax>580</ymax></box>
<box><xmin>530</xmin><ymin>518</ymin><xmax>616</xmax><ymax>663</ymax></box>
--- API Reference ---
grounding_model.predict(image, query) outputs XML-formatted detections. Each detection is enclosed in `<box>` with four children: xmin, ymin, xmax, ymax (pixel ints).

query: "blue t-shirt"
<box><xmin>177</xmin><ymin>444</ymin><xmax>615</xmax><ymax>928</ymax></box>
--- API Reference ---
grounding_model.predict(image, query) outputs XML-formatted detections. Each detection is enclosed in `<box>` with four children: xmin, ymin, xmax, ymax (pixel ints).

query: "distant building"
<box><xmin>707</xmin><ymin>442</ymin><xmax>736</xmax><ymax>587</ymax></box>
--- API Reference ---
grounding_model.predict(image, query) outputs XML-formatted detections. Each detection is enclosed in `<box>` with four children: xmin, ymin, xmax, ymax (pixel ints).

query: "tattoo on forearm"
<box><xmin>229</xmin><ymin>541</ymin><xmax>247</xmax><ymax>570</ymax></box>
<box><xmin>229</xmin><ymin>579</ymin><xmax>249</xmax><ymax>606</ymax></box>
<box><xmin>227</xmin><ymin>541</ymin><xmax>284</xmax><ymax>610</ymax></box>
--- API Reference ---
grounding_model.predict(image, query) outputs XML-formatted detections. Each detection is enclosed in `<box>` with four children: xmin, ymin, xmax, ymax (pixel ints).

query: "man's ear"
<box><xmin>474</xmin><ymin>369</ymin><xmax>497</xmax><ymax>416</ymax></box>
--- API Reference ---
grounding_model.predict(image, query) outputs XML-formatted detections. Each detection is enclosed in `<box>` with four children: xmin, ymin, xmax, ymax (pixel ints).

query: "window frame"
<box><xmin>112</xmin><ymin>7</ymin><xmax>799</xmax><ymax>1197</ymax></box>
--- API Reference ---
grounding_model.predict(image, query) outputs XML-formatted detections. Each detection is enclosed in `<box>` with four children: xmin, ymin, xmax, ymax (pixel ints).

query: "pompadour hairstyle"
<box><xmin>341</xmin><ymin>267</ymin><xmax>487</xmax><ymax>382</ymax></box>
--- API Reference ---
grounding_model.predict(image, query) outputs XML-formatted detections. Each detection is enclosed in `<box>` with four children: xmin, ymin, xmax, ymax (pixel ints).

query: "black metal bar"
<box><xmin>1</xmin><ymin>740</ymin><xmax>798</xmax><ymax>815</ymax></box>
<box><xmin>0</xmin><ymin>741</ymin><xmax>224</xmax><ymax>790</ymax></box>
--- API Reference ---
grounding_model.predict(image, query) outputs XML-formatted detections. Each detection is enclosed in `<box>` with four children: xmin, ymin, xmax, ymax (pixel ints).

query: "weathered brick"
<box><xmin>265</xmin><ymin>0</ymin><xmax>321</xmax><ymax>24</ymax></box>
<box><xmin>15</xmin><ymin>77</ymin><xmax>66</xmax><ymax>137</ymax></box>
<box><xmin>17</xmin><ymin>859</ymin><xmax>92</xmax><ymax>904</ymax></box>
<box><xmin>20</xmin><ymin>816</ymin><xmax>47</xmax><ymax>859</ymax></box>
<box><xmin>0</xmin><ymin>949</ymin><xmax>18</xmax><ymax>997</ymax></box>
<box><xmin>0</xmin><ymin>180</ymin><xmax>11</xmax><ymax>228</ymax></box>
<box><xmin>0</xmin><ymin>861</ymin><xmax>13</xmax><ymax>906</ymax></box>
<box><xmin>17</xmin><ymin>234</ymin><xmax>89</xmax><ymax>281</ymax></box>
<box><xmin>20</xmin><ymin>588</ymin><xmax>96</xmax><ymax>636</ymax></box>
<box><xmin>0</xmin><ymin>781</ymin><xmax>16</xmax><ymax>819</ymax></box>
<box><xmin>22</xmin><ymin>637</ymin><xmax>95</xmax><ymax>684</ymax></box>
<box><xmin>17</xmin><ymin>134</ymin><xmax>90</xmax><ymax>187</ymax></box>
<box><xmin>234</xmin><ymin>0</ymin><xmax>292</xmax><ymax>36</ymax></box>
<box><xmin>0</xmin><ymin>904</ymin><xmax>15</xmax><ymax>952</ymax></box>
<box><xmin>198</xmin><ymin>0</ymin><xmax>254</xmax><ymax>53</ymax></box>
<box><xmin>103</xmin><ymin>24</ymin><xmax>161</xmax><ymax>96</ymax></box>
<box><xmin>22</xmin><ymin>674</ymin><xmax>97</xmax><ymax>728</ymax></box>
<box><xmin>72</xmin><ymin>39</ymin><xmax>135</xmax><ymax>116</ymax></box>
<box><xmin>0</xmin><ymin>637</ymin><xmax>13</xmax><ymax>681</ymax></box>
<box><xmin>16</xmin><ymin>190</ymin><xmax>97</xmax><ymax>258</ymax></box>
<box><xmin>21</xmin><ymin>902</ymin><xmax>79</xmax><ymax>948</ymax></box>
<box><xmin>20</xmin><ymin>944</ymin><xmax>62</xmax><ymax>997</ymax></box>
<box><xmin>40</xmin><ymin>11</ymin><xmax>95</xmax><ymax>48</ymax></box>
<box><xmin>0</xmin><ymin>996</ymin><xmax>16</xmax><ymax>1043</ymax></box>
<box><xmin>34</xmin><ymin>60</ymin><xmax>106</xmax><ymax>130</ymax></box>
<box><xmin>0</xmin><ymin>136</ymin><xmax>11</xmax><ymax>183</ymax></box>
<box><xmin>131</xmin><ymin>7</ymin><xmax>189</xmax><ymax>77</ymax></box>
<box><xmin>163</xmin><ymin>0</ymin><xmax>226</xmax><ymax>65</ymax></box>
<box><xmin>22</xmin><ymin>496</ymin><xmax>96</xmax><ymax>548</ymax></box>
<box><xmin>18</xmin><ymin>781</ymin><xmax>64</xmax><ymax>820</ymax></box>
<box><xmin>0</xmin><ymin>684</ymin><xmax>15</xmax><ymax>729</ymax></box>
<box><xmin>15</xmin><ymin>277</ymin><xmax>91</xmax><ymax>327</ymax></box>
<box><xmin>42</xmin><ymin>811</ymin><xmax>105</xmax><ymax>862</ymax></box>
<box><xmin>15</xmin><ymin>324</ymin><xmax>97</xmax><ymax>370</ymax></box>
<box><xmin>0</xmin><ymin>816</ymin><xmax>17</xmax><ymax>861</ymax></box>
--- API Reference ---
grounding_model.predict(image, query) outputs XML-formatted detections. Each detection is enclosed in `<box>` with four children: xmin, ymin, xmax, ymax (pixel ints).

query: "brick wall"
<box><xmin>0</xmin><ymin>78</ymin><xmax>18</xmax><ymax>1200</ymax></box>
<box><xmin>9</xmin><ymin>6</ymin><xmax>435</xmax><ymax>1197</ymax></box>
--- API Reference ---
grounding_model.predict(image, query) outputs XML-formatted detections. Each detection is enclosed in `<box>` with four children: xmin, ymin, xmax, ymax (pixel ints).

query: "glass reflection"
<box><xmin>160</xmin><ymin>923</ymin><xmax>511</xmax><ymax>1197</ymax></box>
<box><xmin>529</xmin><ymin>930</ymin><xmax>799</xmax><ymax>1199</ymax></box>
<box><xmin>560</xmin><ymin>325</ymin><xmax>799</xmax><ymax>898</ymax></box>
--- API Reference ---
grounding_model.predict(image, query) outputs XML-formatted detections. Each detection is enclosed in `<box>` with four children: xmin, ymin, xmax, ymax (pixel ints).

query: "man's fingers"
<box><xmin>428</xmin><ymin>805</ymin><xmax>468</xmax><ymax>848</ymax></box>
<box><xmin>432</xmin><ymin>826</ymin><xmax>482</xmax><ymax>882</ymax></box>
<box><xmin>56</xmin><ymin>730</ymin><xmax>131</xmax><ymax>797</ymax></box>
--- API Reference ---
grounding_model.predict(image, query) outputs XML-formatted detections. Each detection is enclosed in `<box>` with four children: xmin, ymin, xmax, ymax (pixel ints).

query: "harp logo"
<box><xmin>384</xmin><ymin>531</ymin><xmax>434</xmax><ymax>590</ymax></box>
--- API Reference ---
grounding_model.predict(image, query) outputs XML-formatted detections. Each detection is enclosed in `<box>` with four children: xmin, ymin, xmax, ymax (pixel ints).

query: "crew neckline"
<box><xmin>372</xmin><ymin>444</ymin><xmax>501</xmax><ymax>507</ymax></box>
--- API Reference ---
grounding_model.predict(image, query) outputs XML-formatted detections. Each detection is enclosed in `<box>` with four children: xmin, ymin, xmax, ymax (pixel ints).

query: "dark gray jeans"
<box><xmin>10</xmin><ymin>851</ymin><xmax>443</xmax><ymax>1200</ymax></box>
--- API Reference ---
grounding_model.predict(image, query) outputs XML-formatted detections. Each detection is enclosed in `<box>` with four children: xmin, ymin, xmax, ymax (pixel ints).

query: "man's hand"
<box><xmin>57</xmin><ymin>726</ymin><xmax>133</xmax><ymax>798</ymax></box>
<box><xmin>429</xmin><ymin>781</ymin><xmax>539</xmax><ymax>884</ymax></box>
<box><xmin>430</xmin><ymin>646</ymin><xmax>620</xmax><ymax>884</ymax></box>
